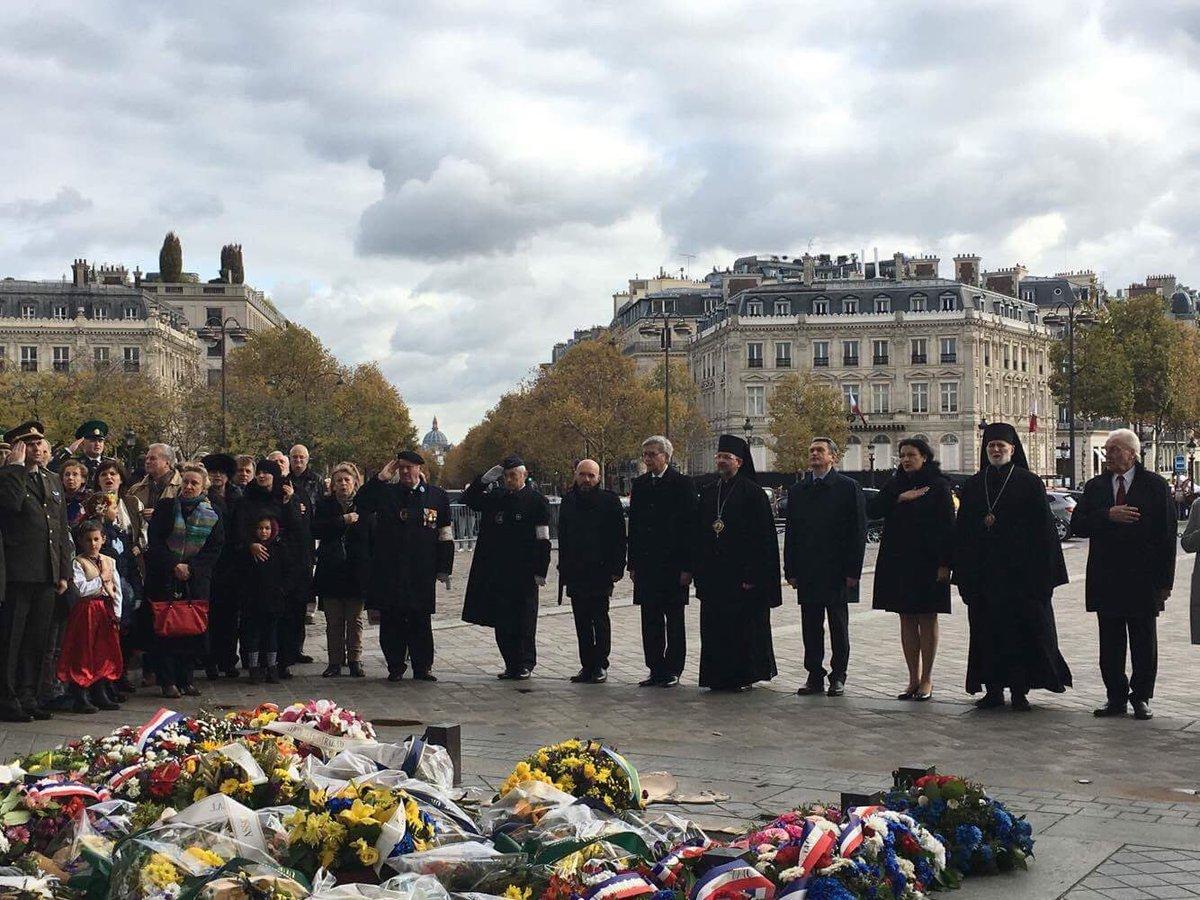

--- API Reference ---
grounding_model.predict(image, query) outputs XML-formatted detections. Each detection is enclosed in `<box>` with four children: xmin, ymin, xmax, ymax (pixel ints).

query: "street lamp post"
<box><xmin>1189</xmin><ymin>438</ymin><xmax>1197</xmax><ymax>483</ymax></box>
<box><xmin>1043</xmin><ymin>301</ymin><xmax>1095</xmax><ymax>489</ymax></box>
<box><xmin>868</xmin><ymin>450</ymin><xmax>876</xmax><ymax>487</ymax></box>
<box><xmin>198</xmin><ymin>316</ymin><xmax>244</xmax><ymax>450</ymax></box>
<box><xmin>123</xmin><ymin>428</ymin><xmax>137</xmax><ymax>471</ymax></box>
<box><xmin>638</xmin><ymin>312</ymin><xmax>692</xmax><ymax>441</ymax></box>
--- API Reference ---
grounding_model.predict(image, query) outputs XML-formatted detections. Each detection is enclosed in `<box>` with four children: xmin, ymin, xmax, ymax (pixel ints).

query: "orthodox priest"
<box><xmin>686</xmin><ymin>434</ymin><xmax>779</xmax><ymax>692</ymax></box>
<box><xmin>953</xmin><ymin>421</ymin><xmax>1072</xmax><ymax>711</ymax></box>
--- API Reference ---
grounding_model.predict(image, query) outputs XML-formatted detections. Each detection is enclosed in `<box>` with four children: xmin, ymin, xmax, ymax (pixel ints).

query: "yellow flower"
<box><xmin>338</xmin><ymin>799</ymin><xmax>379</xmax><ymax>827</ymax></box>
<box><xmin>309</xmin><ymin>788</ymin><xmax>327</xmax><ymax>808</ymax></box>
<box><xmin>597</xmin><ymin>767</ymin><xmax>612</xmax><ymax>782</ymax></box>
<box><xmin>185</xmin><ymin>758</ymin><xmax>199</xmax><ymax>774</ymax></box>
<box><xmin>352</xmin><ymin>838</ymin><xmax>380</xmax><ymax>866</ymax></box>
<box><xmin>556</xmin><ymin>775</ymin><xmax>576</xmax><ymax>793</ymax></box>
<box><xmin>185</xmin><ymin>846</ymin><xmax>224</xmax><ymax>868</ymax></box>
<box><xmin>142</xmin><ymin>854</ymin><xmax>182</xmax><ymax>888</ymax></box>
<box><xmin>319</xmin><ymin>847</ymin><xmax>336</xmax><ymax>868</ymax></box>
<box><xmin>198</xmin><ymin>740</ymin><xmax>220</xmax><ymax>753</ymax></box>
<box><xmin>192</xmin><ymin>787</ymin><xmax>209</xmax><ymax>802</ymax></box>
<box><xmin>503</xmin><ymin>887</ymin><xmax>531</xmax><ymax>900</ymax></box>
<box><xmin>237</xmin><ymin>780</ymin><xmax>254</xmax><ymax>797</ymax></box>
<box><xmin>583</xmin><ymin>762</ymin><xmax>597</xmax><ymax>781</ymax></box>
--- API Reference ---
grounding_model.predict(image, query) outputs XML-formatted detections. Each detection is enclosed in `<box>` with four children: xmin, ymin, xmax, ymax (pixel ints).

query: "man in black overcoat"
<box><xmin>784</xmin><ymin>437</ymin><xmax>867</xmax><ymax>697</ymax></box>
<box><xmin>558</xmin><ymin>459</ymin><xmax>626</xmax><ymax>684</ymax></box>
<box><xmin>954</xmin><ymin>421</ymin><xmax>1071</xmax><ymax>711</ymax></box>
<box><xmin>462</xmin><ymin>455</ymin><xmax>551</xmax><ymax>679</ymax></box>
<box><xmin>357</xmin><ymin>450</ymin><xmax>453</xmax><ymax>681</ymax></box>
<box><xmin>627</xmin><ymin>435</ymin><xmax>695</xmax><ymax>687</ymax></box>
<box><xmin>0</xmin><ymin>423</ymin><xmax>73</xmax><ymax>722</ymax></box>
<box><xmin>1071</xmin><ymin>428</ymin><xmax>1176</xmax><ymax>720</ymax></box>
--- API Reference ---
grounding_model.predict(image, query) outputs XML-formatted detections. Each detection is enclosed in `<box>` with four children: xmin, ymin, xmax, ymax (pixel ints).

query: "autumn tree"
<box><xmin>644</xmin><ymin>358</ymin><xmax>709</xmax><ymax>465</ymax></box>
<box><xmin>159</xmin><ymin>231</ymin><xmax>183</xmax><ymax>282</ymax></box>
<box><xmin>766</xmin><ymin>372</ymin><xmax>848</xmax><ymax>473</ymax></box>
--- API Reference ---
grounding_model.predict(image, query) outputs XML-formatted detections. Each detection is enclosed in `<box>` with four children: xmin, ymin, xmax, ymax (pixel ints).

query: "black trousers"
<box><xmin>495</xmin><ymin>592</ymin><xmax>538</xmax><ymax>674</ymax></box>
<box><xmin>570</xmin><ymin>593</ymin><xmax>611</xmax><ymax>673</ymax></box>
<box><xmin>0</xmin><ymin>582</ymin><xmax>55</xmax><ymax>711</ymax></box>
<box><xmin>639</xmin><ymin>602</ymin><xmax>686</xmax><ymax>677</ymax></box>
<box><xmin>380</xmin><ymin>609</ymin><xmax>434</xmax><ymax>675</ymax></box>
<box><xmin>801</xmin><ymin>601</ymin><xmax>850</xmax><ymax>684</ymax></box>
<box><xmin>277</xmin><ymin>601</ymin><xmax>306</xmax><ymax>667</ymax></box>
<box><xmin>206</xmin><ymin>592</ymin><xmax>240</xmax><ymax>671</ymax></box>
<box><xmin>1098</xmin><ymin>613</ymin><xmax>1157</xmax><ymax>702</ymax></box>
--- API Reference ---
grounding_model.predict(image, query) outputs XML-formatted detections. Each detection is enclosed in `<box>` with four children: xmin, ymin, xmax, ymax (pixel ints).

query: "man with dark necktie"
<box><xmin>1072</xmin><ymin>428</ymin><xmax>1176</xmax><ymax>721</ymax></box>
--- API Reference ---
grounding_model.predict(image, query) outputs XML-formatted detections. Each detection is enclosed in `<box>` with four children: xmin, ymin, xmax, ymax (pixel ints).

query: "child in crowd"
<box><xmin>59</xmin><ymin>460</ymin><xmax>90</xmax><ymax>526</ymax></box>
<box><xmin>240</xmin><ymin>515</ymin><xmax>293</xmax><ymax>684</ymax></box>
<box><xmin>59</xmin><ymin>519</ymin><xmax>124</xmax><ymax>713</ymax></box>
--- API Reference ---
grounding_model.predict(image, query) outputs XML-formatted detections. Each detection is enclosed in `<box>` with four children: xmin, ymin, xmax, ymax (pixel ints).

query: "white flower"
<box><xmin>125</xmin><ymin>781</ymin><xmax>141</xmax><ymax>799</ymax></box>
<box><xmin>777</xmin><ymin>866</ymin><xmax>804</xmax><ymax>882</ymax></box>
<box><xmin>917</xmin><ymin>795</ymin><xmax>929</xmax><ymax>807</ymax></box>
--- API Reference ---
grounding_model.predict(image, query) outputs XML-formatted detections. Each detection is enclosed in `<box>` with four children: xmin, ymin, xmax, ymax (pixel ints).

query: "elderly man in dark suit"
<box><xmin>1071</xmin><ymin>428</ymin><xmax>1176</xmax><ymax>721</ymax></box>
<box><xmin>784</xmin><ymin>437</ymin><xmax>867</xmax><ymax>697</ymax></box>
<box><xmin>627</xmin><ymin>435</ymin><xmax>696</xmax><ymax>687</ymax></box>
<box><xmin>0</xmin><ymin>422</ymin><xmax>74</xmax><ymax>722</ymax></box>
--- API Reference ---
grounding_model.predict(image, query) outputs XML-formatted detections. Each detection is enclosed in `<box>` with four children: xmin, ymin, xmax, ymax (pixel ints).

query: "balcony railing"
<box><xmin>873</xmin><ymin>355</ymin><xmax>889</xmax><ymax>365</ymax></box>
<box><xmin>911</xmin><ymin>354</ymin><xmax>927</xmax><ymax>363</ymax></box>
<box><xmin>940</xmin><ymin>353</ymin><xmax>957</xmax><ymax>363</ymax></box>
<box><xmin>843</xmin><ymin>356</ymin><xmax>859</xmax><ymax>366</ymax></box>
<box><xmin>776</xmin><ymin>358</ymin><xmax>792</xmax><ymax>368</ymax></box>
<box><xmin>814</xmin><ymin>357</ymin><xmax>829</xmax><ymax>367</ymax></box>
<box><xmin>748</xmin><ymin>358</ymin><xmax>763</xmax><ymax>368</ymax></box>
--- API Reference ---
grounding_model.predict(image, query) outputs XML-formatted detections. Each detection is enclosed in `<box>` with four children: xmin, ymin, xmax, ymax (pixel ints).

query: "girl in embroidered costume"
<box><xmin>59</xmin><ymin>519</ymin><xmax>124</xmax><ymax>713</ymax></box>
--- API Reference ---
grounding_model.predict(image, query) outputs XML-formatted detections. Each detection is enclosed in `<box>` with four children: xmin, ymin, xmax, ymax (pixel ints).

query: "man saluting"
<box><xmin>462</xmin><ymin>455</ymin><xmax>551</xmax><ymax>680</ymax></box>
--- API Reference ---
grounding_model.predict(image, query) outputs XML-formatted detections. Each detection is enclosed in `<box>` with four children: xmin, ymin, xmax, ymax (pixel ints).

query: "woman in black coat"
<box><xmin>143</xmin><ymin>463</ymin><xmax>224</xmax><ymax>699</ymax></box>
<box><xmin>312</xmin><ymin>463</ymin><xmax>372</xmax><ymax>678</ymax></box>
<box><xmin>868</xmin><ymin>437</ymin><xmax>955</xmax><ymax>701</ymax></box>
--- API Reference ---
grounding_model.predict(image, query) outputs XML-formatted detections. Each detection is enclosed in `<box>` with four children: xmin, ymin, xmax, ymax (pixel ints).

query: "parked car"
<box><xmin>1046</xmin><ymin>490</ymin><xmax>1077</xmax><ymax>541</ymax></box>
<box><xmin>862</xmin><ymin>487</ymin><xmax>884</xmax><ymax>543</ymax></box>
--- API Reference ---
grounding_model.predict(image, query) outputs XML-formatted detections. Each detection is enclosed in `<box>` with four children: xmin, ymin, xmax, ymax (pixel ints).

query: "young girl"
<box><xmin>240</xmin><ymin>514</ymin><xmax>293</xmax><ymax>684</ymax></box>
<box><xmin>59</xmin><ymin>519</ymin><xmax>124</xmax><ymax>713</ymax></box>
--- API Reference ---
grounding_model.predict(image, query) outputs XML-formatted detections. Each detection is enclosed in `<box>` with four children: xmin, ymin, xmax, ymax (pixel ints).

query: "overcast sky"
<box><xmin>2</xmin><ymin>2</ymin><xmax>1197</xmax><ymax>440</ymax></box>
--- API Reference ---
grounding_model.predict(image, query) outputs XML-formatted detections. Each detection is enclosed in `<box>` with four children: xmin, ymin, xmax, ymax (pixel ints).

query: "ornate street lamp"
<box><xmin>1042</xmin><ymin>301</ymin><xmax>1096</xmax><ymax>489</ymax></box>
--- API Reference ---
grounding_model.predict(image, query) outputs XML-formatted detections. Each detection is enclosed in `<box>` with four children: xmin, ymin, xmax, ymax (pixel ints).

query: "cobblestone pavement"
<box><xmin>1060</xmin><ymin>846</ymin><xmax>1200</xmax><ymax>899</ymax></box>
<box><xmin>5</xmin><ymin>537</ymin><xmax>1200</xmax><ymax>898</ymax></box>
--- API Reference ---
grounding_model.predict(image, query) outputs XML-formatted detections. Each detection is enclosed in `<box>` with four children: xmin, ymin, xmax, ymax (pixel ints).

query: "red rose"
<box><xmin>775</xmin><ymin>845</ymin><xmax>801</xmax><ymax>868</ymax></box>
<box><xmin>937</xmin><ymin>775</ymin><xmax>955</xmax><ymax>786</ymax></box>
<box><xmin>148</xmin><ymin>762</ymin><xmax>182</xmax><ymax>800</ymax></box>
<box><xmin>913</xmin><ymin>775</ymin><xmax>936</xmax><ymax>788</ymax></box>
<box><xmin>899</xmin><ymin>834</ymin><xmax>921</xmax><ymax>856</ymax></box>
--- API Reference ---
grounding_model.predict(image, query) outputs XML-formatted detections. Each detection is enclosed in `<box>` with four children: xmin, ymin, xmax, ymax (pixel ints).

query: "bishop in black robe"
<box><xmin>953</xmin><ymin>422</ymin><xmax>1071</xmax><ymax>710</ymax></box>
<box><xmin>688</xmin><ymin>435</ymin><xmax>780</xmax><ymax>691</ymax></box>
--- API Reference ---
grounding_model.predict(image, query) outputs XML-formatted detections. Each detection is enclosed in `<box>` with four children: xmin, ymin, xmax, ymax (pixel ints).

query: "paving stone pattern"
<box><xmin>1061</xmin><ymin>845</ymin><xmax>1200</xmax><ymax>899</ymax></box>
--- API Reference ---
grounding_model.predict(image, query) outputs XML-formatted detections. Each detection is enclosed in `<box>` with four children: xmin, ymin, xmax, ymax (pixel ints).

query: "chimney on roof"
<box><xmin>802</xmin><ymin>253</ymin><xmax>815</xmax><ymax>286</ymax></box>
<box><xmin>953</xmin><ymin>254</ymin><xmax>981</xmax><ymax>287</ymax></box>
<box><xmin>71</xmin><ymin>258</ymin><xmax>89</xmax><ymax>288</ymax></box>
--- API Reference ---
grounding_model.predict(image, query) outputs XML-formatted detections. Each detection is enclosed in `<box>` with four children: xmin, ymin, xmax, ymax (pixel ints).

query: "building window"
<box><xmin>842</xmin><ymin>383</ymin><xmax>861</xmax><ymax>413</ymax></box>
<box><xmin>746</xmin><ymin>302</ymin><xmax>763</xmax><ymax>316</ymax></box>
<box><xmin>747</xmin><ymin>342</ymin><xmax>764</xmax><ymax>368</ymax></box>
<box><xmin>1021</xmin><ymin>346</ymin><xmax>1028</xmax><ymax>372</ymax></box>
<box><xmin>940</xmin><ymin>292</ymin><xmax>956</xmax><ymax>311</ymax></box>
<box><xmin>1003</xmin><ymin>344</ymin><xmax>1010</xmax><ymax>369</ymax></box>
<box><xmin>940</xmin><ymin>337</ymin><xmax>957</xmax><ymax>363</ymax></box>
<box><xmin>94</xmin><ymin>306</ymin><xmax>109</xmax><ymax>320</ymax></box>
<box><xmin>775</xmin><ymin>342</ymin><xmax>792</xmax><ymax>367</ymax></box>
<box><xmin>910</xmin><ymin>293</ymin><xmax>927</xmax><ymax>312</ymax></box>
<box><xmin>871</xmin><ymin>383</ymin><xmax>890</xmax><ymax>414</ymax></box>
<box><xmin>813</xmin><ymin>341</ymin><xmax>829</xmax><ymax>367</ymax></box>
<box><xmin>911</xmin><ymin>382</ymin><xmax>929</xmax><ymax>413</ymax></box>
<box><xmin>203</xmin><ymin>285</ymin><xmax>226</xmax><ymax>295</ymax></box>
<box><xmin>746</xmin><ymin>385</ymin><xmax>765</xmax><ymax>416</ymax></box>
<box><xmin>164</xmin><ymin>286</ymin><xmax>183</xmax><ymax>294</ymax></box>
<box><xmin>940</xmin><ymin>381</ymin><xmax>959</xmax><ymax>413</ymax></box>
<box><xmin>124</xmin><ymin>306</ymin><xmax>138</xmax><ymax>320</ymax></box>
<box><xmin>911</xmin><ymin>338</ymin><xmax>927</xmax><ymax>363</ymax></box>
<box><xmin>872</xmin><ymin>339</ymin><xmax>889</xmax><ymax>365</ymax></box>
<box><xmin>664</xmin><ymin>299</ymin><xmax>676</xmax><ymax>314</ymax></box>
<box><xmin>812</xmin><ymin>297</ymin><xmax>829</xmax><ymax>315</ymax></box>
<box><xmin>94</xmin><ymin>347</ymin><xmax>110</xmax><ymax>367</ymax></box>
<box><xmin>20</xmin><ymin>346</ymin><xmax>37</xmax><ymax>372</ymax></box>
<box><xmin>940</xmin><ymin>433</ymin><xmax>961</xmax><ymax>470</ymax></box>
<box><xmin>54</xmin><ymin>305</ymin><xmax>68</xmax><ymax>319</ymax></box>
<box><xmin>874</xmin><ymin>294</ymin><xmax>891</xmax><ymax>313</ymax></box>
<box><xmin>842</xmin><ymin>340</ymin><xmax>859</xmax><ymax>366</ymax></box>
<box><xmin>21</xmin><ymin>304</ymin><xmax>35</xmax><ymax>319</ymax></box>
<box><xmin>774</xmin><ymin>300</ymin><xmax>791</xmax><ymax>316</ymax></box>
<box><xmin>843</xmin><ymin>296</ymin><xmax>859</xmax><ymax>314</ymax></box>
<box><xmin>52</xmin><ymin>346</ymin><xmax>69</xmax><ymax>373</ymax></box>
<box><xmin>123</xmin><ymin>347</ymin><xmax>140</xmax><ymax>373</ymax></box>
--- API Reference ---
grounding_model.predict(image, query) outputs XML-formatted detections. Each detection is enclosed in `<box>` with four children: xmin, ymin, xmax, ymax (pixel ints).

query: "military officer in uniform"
<box><xmin>50</xmin><ymin>420</ymin><xmax>115</xmax><ymax>488</ymax></box>
<box><xmin>462</xmin><ymin>455</ymin><xmax>551</xmax><ymax>679</ymax></box>
<box><xmin>357</xmin><ymin>450</ymin><xmax>454</xmax><ymax>681</ymax></box>
<box><xmin>0</xmin><ymin>422</ymin><xmax>74</xmax><ymax>722</ymax></box>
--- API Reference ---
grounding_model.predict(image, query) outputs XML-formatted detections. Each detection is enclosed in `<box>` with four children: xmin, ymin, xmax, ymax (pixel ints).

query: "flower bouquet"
<box><xmin>498</xmin><ymin>741</ymin><xmax>641</xmax><ymax>814</ymax></box>
<box><xmin>275</xmin><ymin>701</ymin><xmax>377</xmax><ymax>743</ymax></box>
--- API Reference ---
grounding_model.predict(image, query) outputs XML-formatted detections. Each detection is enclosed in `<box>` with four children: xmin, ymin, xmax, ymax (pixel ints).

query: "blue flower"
<box><xmin>806</xmin><ymin>876</ymin><xmax>858</xmax><ymax>900</ymax></box>
<box><xmin>955</xmin><ymin>824</ymin><xmax>983</xmax><ymax>849</ymax></box>
<box><xmin>326</xmin><ymin>797</ymin><xmax>353</xmax><ymax>813</ymax></box>
<box><xmin>979</xmin><ymin>844</ymin><xmax>994</xmax><ymax>865</ymax></box>
<box><xmin>915</xmin><ymin>857</ymin><xmax>935</xmax><ymax>886</ymax></box>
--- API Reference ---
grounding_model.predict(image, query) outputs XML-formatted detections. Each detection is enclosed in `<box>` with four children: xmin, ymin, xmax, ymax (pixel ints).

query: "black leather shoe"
<box><xmin>1010</xmin><ymin>694</ymin><xmax>1032</xmax><ymax>712</ymax></box>
<box><xmin>387</xmin><ymin>671</ymin><xmax>405</xmax><ymax>682</ymax></box>
<box><xmin>277</xmin><ymin>666</ymin><xmax>293</xmax><ymax>680</ymax></box>
<box><xmin>348</xmin><ymin>663</ymin><xmax>366</xmax><ymax>678</ymax></box>
<box><xmin>26</xmin><ymin>705</ymin><xmax>52</xmax><ymax>721</ymax></box>
<box><xmin>513</xmin><ymin>669</ymin><xmax>532</xmax><ymax>680</ymax></box>
<box><xmin>827</xmin><ymin>680</ymin><xmax>845</xmax><ymax>697</ymax></box>
<box><xmin>589</xmin><ymin>669</ymin><xmax>608</xmax><ymax>684</ymax></box>
<box><xmin>638</xmin><ymin>675</ymin><xmax>662</xmax><ymax>687</ymax></box>
<box><xmin>0</xmin><ymin>707</ymin><xmax>32</xmax><ymax>723</ymax></box>
<box><xmin>296</xmin><ymin>654</ymin><xmax>314</xmax><ymax>664</ymax></box>
<box><xmin>1132</xmin><ymin>699</ymin><xmax>1153</xmax><ymax>720</ymax></box>
<box><xmin>1093</xmin><ymin>702</ymin><xmax>1127</xmax><ymax>717</ymax></box>
<box><xmin>414</xmin><ymin>672</ymin><xmax>438</xmax><ymax>682</ymax></box>
<box><xmin>660</xmin><ymin>674</ymin><xmax>680</xmax><ymax>687</ymax></box>
<box><xmin>90</xmin><ymin>685</ymin><xmax>119</xmax><ymax>711</ymax></box>
<box><xmin>974</xmin><ymin>692</ymin><xmax>1005</xmax><ymax>709</ymax></box>
<box><xmin>205</xmin><ymin>667</ymin><xmax>221</xmax><ymax>681</ymax></box>
<box><xmin>322</xmin><ymin>665</ymin><xmax>342</xmax><ymax>678</ymax></box>
<box><xmin>796</xmin><ymin>682</ymin><xmax>824</xmax><ymax>696</ymax></box>
<box><xmin>497</xmin><ymin>671</ymin><xmax>515</xmax><ymax>680</ymax></box>
<box><xmin>570</xmin><ymin>669</ymin><xmax>590</xmax><ymax>683</ymax></box>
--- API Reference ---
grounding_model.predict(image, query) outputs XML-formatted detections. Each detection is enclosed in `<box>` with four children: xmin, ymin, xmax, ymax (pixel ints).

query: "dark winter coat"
<box><xmin>230</xmin><ymin>483</ymin><xmax>304</xmax><ymax>556</ymax></box>
<box><xmin>239</xmin><ymin>533</ymin><xmax>294</xmax><ymax>618</ymax></box>
<box><xmin>627</xmin><ymin>466</ymin><xmax>695</xmax><ymax>606</ymax></box>
<box><xmin>311</xmin><ymin>492</ymin><xmax>372</xmax><ymax>601</ymax></box>
<box><xmin>0</xmin><ymin>464</ymin><xmax>74</xmax><ymax>584</ymax></box>
<box><xmin>355</xmin><ymin>478</ymin><xmax>453</xmax><ymax>614</ymax></box>
<box><xmin>143</xmin><ymin>496</ymin><xmax>225</xmax><ymax>603</ymax></box>
<box><xmin>868</xmin><ymin>463</ymin><xmax>955</xmax><ymax>615</ymax></box>
<box><xmin>461</xmin><ymin>477</ymin><xmax>550</xmax><ymax>627</ymax></box>
<box><xmin>691</xmin><ymin>473</ymin><xmax>782</xmax><ymax>610</ymax></box>
<box><xmin>557</xmin><ymin>486</ymin><xmax>626</xmax><ymax>598</ymax></box>
<box><xmin>1071</xmin><ymin>463</ymin><xmax>1176</xmax><ymax>617</ymax></box>
<box><xmin>783</xmin><ymin>469</ymin><xmax>867</xmax><ymax>605</ymax></box>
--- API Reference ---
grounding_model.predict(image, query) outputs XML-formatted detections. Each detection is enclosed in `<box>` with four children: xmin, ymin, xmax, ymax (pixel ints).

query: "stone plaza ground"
<box><xmin>5</xmin><ymin>538</ymin><xmax>1200</xmax><ymax>898</ymax></box>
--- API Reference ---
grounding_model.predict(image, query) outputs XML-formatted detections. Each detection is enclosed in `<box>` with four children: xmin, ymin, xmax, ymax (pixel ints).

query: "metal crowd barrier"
<box><xmin>450</xmin><ymin>501</ymin><xmax>562</xmax><ymax>550</ymax></box>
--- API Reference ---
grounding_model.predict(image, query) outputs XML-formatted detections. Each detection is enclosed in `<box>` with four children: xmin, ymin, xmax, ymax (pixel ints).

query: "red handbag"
<box><xmin>150</xmin><ymin>599</ymin><xmax>209</xmax><ymax>638</ymax></box>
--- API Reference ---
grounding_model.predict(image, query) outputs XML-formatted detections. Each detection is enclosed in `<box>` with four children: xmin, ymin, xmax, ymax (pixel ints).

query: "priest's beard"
<box><xmin>988</xmin><ymin>449</ymin><xmax>1013</xmax><ymax>467</ymax></box>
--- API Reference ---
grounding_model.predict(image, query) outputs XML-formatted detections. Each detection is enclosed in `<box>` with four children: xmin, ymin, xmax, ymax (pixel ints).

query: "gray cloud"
<box><xmin>0</xmin><ymin>186</ymin><xmax>92</xmax><ymax>221</ymax></box>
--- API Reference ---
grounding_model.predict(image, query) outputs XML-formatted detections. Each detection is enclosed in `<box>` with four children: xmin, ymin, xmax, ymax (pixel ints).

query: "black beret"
<box><xmin>200</xmin><ymin>453</ymin><xmax>237</xmax><ymax>477</ymax></box>
<box><xmin>397</xmin><ymin>450</ymin><xmax>425</xmax><ymax>465</ymax></box>
<box><xmin>501</xmin><ymin>454</ymin><xmax>524</xmax><ymax>470</ymax></box>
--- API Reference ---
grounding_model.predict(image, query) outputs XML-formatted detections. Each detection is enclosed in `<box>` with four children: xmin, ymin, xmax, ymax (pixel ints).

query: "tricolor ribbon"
<box><xmin>796</xmin><ymin>821</ymin><xmax>836</xmax><ymax>876</ymax></box>
<box><xmin>135</xmin><ymin>707</ymin><xmax>185</xmax><ymax>752</ymax></box>
<box><xmin>28</xmin><ymin>779</ymin><xmax>109</xmax><ymax>803</ymax></box>
<box><xmin>583</xmin><ymin>872</ymin><xmax>659</xmax><ymax>900</ymax></box>
<box><xmin>106</xmin><ymin>760</ymin><xmax>150</xmax><ymax>791</ymax></box>
<box><xmin>652</xmin><ymin>839</ymin><xmax>711</xmax><ymax>887</ymax></box>
<box><xmin>777</xmin><ymin>878</ymin><xmax>809</xmax><ymax>900</ymax></box>
<box><xmin>689</xmin><ymin>860</ymin><xmax>775</xmax><ymax>900</ymax></box>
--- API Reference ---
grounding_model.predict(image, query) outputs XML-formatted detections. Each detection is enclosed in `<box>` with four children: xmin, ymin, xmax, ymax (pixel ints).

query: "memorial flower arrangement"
<box><xmin>498</xmin><ymin>740</ymin><xmax>642</xmax><ymax>813</ymax></box>
<box><xmin>274</xmin><ymin>699</ymin><xmax>377</xmax><ymax>742</ymax></box>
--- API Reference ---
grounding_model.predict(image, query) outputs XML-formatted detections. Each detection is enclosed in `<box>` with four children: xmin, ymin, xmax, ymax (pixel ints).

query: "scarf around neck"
<box><xmin>167</xmin><ymin>496</ymin><xmax>219</xmax><ymax>561</ymax></box>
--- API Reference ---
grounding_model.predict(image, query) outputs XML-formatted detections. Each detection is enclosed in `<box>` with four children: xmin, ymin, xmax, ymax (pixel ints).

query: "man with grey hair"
<box><xmin>1072</xmin><ymin>427</ymin><xmax>1176</xmax><ymax>721</ymax></box>
<box><xmin>628</xmin><ymin>435</ymin><xmax>695</xmax><ymax>686</ymax></box>
<box><xmin>129</xmin><ymin>443</ymin><xmax>181</xmax><ymax>521</ymax></box>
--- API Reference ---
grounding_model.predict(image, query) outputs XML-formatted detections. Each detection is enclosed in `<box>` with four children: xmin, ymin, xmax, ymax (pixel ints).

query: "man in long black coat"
<box><xmin>1071</xmin><ymin>428</ymin><xmax>1175</xmax><ymax>721</ymax></box>
<box><xmin>627</xmin><ymin>435</ymin><xmax>695</xmax><ymax>687</ymax></box>
<box><xmin>0</xmin><ymin>423</ymin><xmax>74</xmax><ymax>722</ymax></box>
<box><xmin>357</xmin><ymin>450</ymin><xmax>453</xmax><ymax>681</ymax></box>
<box><xmin>686</xmin><ymin>434</ymin><xmax>779</xmax><ymax>692</ymax></box>
<box><xmin>462</xmin><ymin>455</ymin><xmax>551</xmax><ymax>679</ymax></box>
<box><xmin>784</xmin><ymin>437</ymin><xmax>867</xmax><ymax>697</ymax></box>
<box><xmin>558</xmin><ymin>459</ymin><xmax>626</xmax><ymax>684</ymax></box>
<box><xmin>954</xmin><ymin>422</ymin><xmax>1071</xmax><ymax>711</ymax></box>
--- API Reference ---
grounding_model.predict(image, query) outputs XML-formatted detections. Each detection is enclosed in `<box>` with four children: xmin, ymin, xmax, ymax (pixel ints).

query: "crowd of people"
<box><xmin>0</xmin><ymin>415</ymin><xmax>1189</xmax><ymax>725</ymax></box>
